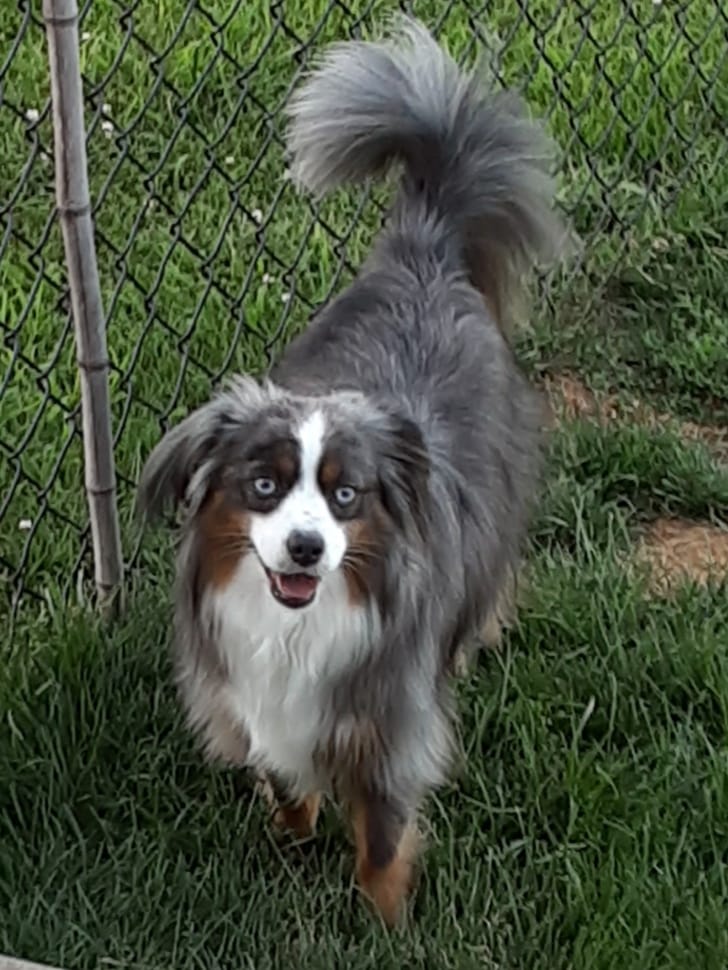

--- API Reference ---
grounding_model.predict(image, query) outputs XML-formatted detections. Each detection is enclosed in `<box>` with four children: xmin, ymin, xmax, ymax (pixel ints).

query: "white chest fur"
<box><xmin>211</xmin><ymin>554</ymin><xmax>375</xmax><ymax>795</ymax></box>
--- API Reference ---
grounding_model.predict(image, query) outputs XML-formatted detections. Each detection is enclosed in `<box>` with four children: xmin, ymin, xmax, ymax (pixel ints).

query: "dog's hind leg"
<box><xmin>452</xmin><ymin>564</ymin><xmax>520</xmax><ymax>676</ymax></box>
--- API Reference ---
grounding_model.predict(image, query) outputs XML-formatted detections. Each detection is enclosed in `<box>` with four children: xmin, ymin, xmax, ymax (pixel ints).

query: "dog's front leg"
<box><xmin>261</xmin><ymin>772</ymin><xmax>321</xmax><ymax>840</ymax></box>
<box><xmin>350</xmin><ymin>792</ymin><xmax>418</xmax><ymax>926</ymax></box>
<box><xmin>274</xmin><ymin>793</ymin><xmax>322</xmax><ymax>840</ymax></box>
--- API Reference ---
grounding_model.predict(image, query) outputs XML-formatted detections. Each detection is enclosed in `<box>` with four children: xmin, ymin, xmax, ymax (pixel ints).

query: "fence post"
<box><xmin>43</xmin><ymin>0</ymin><xmax>123</xmax><ymax>611</ymax></box>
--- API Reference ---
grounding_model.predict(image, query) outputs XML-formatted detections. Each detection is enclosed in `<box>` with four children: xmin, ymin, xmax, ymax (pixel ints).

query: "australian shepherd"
<box><xmin>139</xmin><ymin>17</ymin><xmax>564</xmax><ymax>925</ymax></box>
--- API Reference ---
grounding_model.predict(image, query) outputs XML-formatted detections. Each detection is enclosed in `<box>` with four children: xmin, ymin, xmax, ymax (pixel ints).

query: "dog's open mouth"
<box><xmin>265</xmin><ymin>568</ymin><xmax>319</xmax><ymax>609</ymax></box>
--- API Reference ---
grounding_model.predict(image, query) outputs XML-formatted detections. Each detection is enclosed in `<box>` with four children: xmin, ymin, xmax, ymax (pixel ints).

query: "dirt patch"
<box><xmin>543</xmin><ymin>373</ymin><xmax>600</xmax><ymax>422</ymax></box>
<box><xmin>672</xmin><ymin>419</ymin><xmax>728</xmax><ymax>464</ymax></box>
<box><xmin>635</xmin><ymin>518</ymin><xmax>728</xmax><ymax>594</ymax></box>
<box><xmin>543</xmin><ymin>372</ymin><xmax>727</xmax><ymax>464</ymax></box>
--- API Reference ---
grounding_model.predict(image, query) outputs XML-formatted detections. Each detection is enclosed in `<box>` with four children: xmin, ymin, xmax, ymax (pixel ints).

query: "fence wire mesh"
<box><xmin>2</xmin><ymin>0</ymin><xmax>727</xmax><ymax>622</ymax></box>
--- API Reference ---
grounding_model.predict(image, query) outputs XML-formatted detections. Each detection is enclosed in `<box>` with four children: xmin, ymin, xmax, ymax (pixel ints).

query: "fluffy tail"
<box><xmin>286</xmin><ymin>17</ymin><xmax>566</xmax><ymax>328</ymax></box>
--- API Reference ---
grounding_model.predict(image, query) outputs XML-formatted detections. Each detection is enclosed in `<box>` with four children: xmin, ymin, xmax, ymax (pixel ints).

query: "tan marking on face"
<box><xmin>272</xmin><ymin>445</ymin><xmax>298</xmax><ymax>485</ymax></box>
<box><xmin>318</xmin><ymin>454</ymin><xmax>342</xmax><ymax>491</ymax></box>
<box><xmin>342</xmin><ymin>508</ymin><xmax>387</xmax><ymax>605</ymax></box>
<box><xmin>197</xmin><ymin>491</ymin><xmax>250</xmax><ymax>591</ymax></box>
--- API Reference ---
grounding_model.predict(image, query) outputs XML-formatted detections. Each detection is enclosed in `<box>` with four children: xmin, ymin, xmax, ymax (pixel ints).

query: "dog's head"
<box><xmin>138</xmin><ymin>377</ymin><xmax>429</xmax><ymax>610</ymax></box>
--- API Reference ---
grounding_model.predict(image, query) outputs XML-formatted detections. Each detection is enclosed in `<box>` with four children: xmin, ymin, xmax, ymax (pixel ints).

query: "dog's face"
<box><xmin>138</xmin><ymin>378</ymin><xmax>429</xmax><ymax>611</ymax></box>
<box><xmin>244</xmin><ymin>409</ymin><xmax>347</xmax><ymax>606</ymax></box>
<box><xmin>228</xmin><ymin>407</ymin><xmax>384</xmax><ymax>609</ymax></box>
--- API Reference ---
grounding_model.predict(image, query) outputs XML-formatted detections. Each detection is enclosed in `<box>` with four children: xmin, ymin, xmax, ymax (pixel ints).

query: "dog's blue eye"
<box><xmin>253</xmin><ymin>477</ymin><xmax>276</xmax><ymax>498</ymax></box>
<box><xmin>334</xmin><ymin>485</ymin><xmax>357</xmax><ymax>507</ymax></box>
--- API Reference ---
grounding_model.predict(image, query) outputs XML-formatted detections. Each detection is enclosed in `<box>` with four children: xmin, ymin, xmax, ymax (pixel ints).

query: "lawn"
<box><xmin>1</xmin><ymin>1</ymin><xmax>727</xmax><ymax>968</ymax></box>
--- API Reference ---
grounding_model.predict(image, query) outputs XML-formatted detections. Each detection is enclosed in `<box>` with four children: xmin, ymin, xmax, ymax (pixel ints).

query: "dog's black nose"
<box><xmin>287</xmin><ymin>530</ymin><xmax>324</xmax><ymax>567</ymax></box>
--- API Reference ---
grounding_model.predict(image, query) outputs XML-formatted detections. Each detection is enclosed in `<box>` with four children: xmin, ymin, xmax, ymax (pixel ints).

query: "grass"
<box><xmin>1</xmin><ymin>0</ymin><xmax>727</xmax><ymax>967</ymax></box>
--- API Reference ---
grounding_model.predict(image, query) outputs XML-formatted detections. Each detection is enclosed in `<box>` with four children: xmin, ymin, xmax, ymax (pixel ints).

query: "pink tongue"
<box><xmin>275</xmin><ymin>573</ymin><xmax>317</xmax><ymax>600</ymax></box>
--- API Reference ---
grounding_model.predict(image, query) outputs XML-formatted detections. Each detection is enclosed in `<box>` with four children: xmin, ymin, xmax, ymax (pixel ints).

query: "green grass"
<box><xmin>1</xmin><ymin>1</ymin><xmax>727</xmax><ymax>967</ymax></box>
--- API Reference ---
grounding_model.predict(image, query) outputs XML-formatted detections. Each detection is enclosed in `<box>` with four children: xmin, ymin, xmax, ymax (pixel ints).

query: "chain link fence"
<box><xmin>2</xmin><ymin>0</ymin><xmax>727</xmax><ymax>624</ymax></box>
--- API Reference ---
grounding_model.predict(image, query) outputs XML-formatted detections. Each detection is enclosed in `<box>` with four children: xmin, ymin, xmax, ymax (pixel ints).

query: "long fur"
<box><xmin>271</xmin><ymin>18</ymin><xmax>563</xmax><ymax>806</ymax></box>
<box><xmin>287</xmin><ymin>16</ymin><xmax>564</xmax><ymax>330</ymax></box>
<box><xmin>139</xmin><ymin>17</ymin><xmax>565</xmax><ymax>922</ymax></box>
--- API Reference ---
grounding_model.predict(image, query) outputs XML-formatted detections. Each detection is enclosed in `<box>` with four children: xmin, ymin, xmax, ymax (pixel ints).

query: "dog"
<box><xmin>138</xmin><ymin>18</ymin><xmax>564</xmax><ymax>925</ymax></box>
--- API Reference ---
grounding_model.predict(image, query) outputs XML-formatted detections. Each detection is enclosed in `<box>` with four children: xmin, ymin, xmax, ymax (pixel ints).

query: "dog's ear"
<box><xmin>136</xmin><ymin>406</ymin><xmax>221</xmax><ymax>522</ymax></box>
<box><xmin>137</xmin><ymin>375</ymin><xmax>268</xmax><ymax>523</ymax></box>
<box><xmin>375</xmin><ymin>411</ymin><xmax>430</xmax><ymax>541</ymax></box>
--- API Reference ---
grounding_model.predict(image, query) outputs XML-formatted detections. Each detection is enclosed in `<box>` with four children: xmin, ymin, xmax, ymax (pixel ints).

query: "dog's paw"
<box><xmin>272</xmin><ymin>792</ymin><xmax>321</xmax><ymax>840</ymax></box>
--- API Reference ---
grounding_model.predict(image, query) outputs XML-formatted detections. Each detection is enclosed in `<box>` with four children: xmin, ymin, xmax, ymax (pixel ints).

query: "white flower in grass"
<box><xmin>81</xmin><ymin>30</ymin><xmax>91</xmax><ymax>42</ymax></box>
<box><xmin>262</xmin><ymin>273</ymin><xmax>272</xmax><ymax>284</ymax></box>
<box><xmin>252</xmin><ymin>208</ymin><xmax>263</xmax><ymax>225</ymax></box>
<box><xmin>25</xmin><ymin>107</ymin><xmax>40</xmax><ymax>123</ymax></box>
<box><xmin>224</xmin><ymin>155</ymin><xmax>235</xmax><ymax>165</ymax></box>
<box><xmin>19</xmin><ymin>519</ymin><xmax>32</xmax><ymax>531</ymax></box>
<box><xmin>281</xmin><ymin>292</ymin><xmax>291</xmax><ymax>304</ymax></box>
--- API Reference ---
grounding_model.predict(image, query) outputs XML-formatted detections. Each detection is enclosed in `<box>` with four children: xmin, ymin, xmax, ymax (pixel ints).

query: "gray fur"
<box><xmin>139</xmin><ymin>19</ymin><xmax>564</xmax><ymax>867</ymax></box>
<box><xmin>138</xmin><ymin>375</ymin><xmax>274</xmax><ymax>521</ymax></box>
<box><xmin>287</xmin><ymin>15</ymin><xmax>565</xmax><ymax>329</ymax></box>
<box><xmin>277</xmin><ymin>18</ymin><xmax>562</xmax><ymax>812</ymax></box>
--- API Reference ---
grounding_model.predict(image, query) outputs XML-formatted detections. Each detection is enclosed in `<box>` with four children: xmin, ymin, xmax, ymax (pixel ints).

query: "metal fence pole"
<box><xmin>42</xmin><ymin>0</ymin><xmax>123</xmax><ymax>610</ymax></box>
